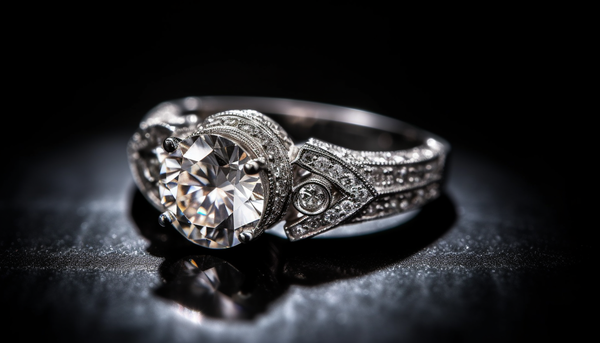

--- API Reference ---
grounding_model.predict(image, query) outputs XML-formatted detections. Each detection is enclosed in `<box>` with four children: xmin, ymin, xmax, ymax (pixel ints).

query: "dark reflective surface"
<box><xmin>0</xmin><ymin>131</ymin><xmax>588</xmax><ymax>343</ymax></box>
<box><xmin>156</xmin><ymin>255</ymin><xmax>277</xmax><ymax>320</ymax></box>
<box><xmin>132</xmin><ymin>188</ymin><xmax>456</xmax><ymax>318</ymax></box>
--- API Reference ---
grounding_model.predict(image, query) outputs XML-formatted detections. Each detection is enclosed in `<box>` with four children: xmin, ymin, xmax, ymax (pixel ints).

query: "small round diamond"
<box><xmin>322</xmin><ymin>210</ymin><xmax>336</xmax><ymax>224</ymax></box>
<box><xmin>351</xmin><ymin>185</ymin><xmax>369</xmax><ymax>202</ymax></box>
<box><xmin>339</xmin><ymin>173</ymin><xmax>356</xmax><ymax>187</ymax></box>
<box><xmin>305</xmin><ymin>219</ymin><xmax>320</xmax><ymax>229</ymax></box>
<box><xmin>313</xmin><ymin>156</ymin><xmax>330</xmax><ymax>171</ymax></box>
<box><xmin>341</xmin><ymin>200</ymin><xmax>355</xmax><ymax>212</ymax></box>
<box><xmin>292</xmin><ymin>225</ymin><xmax>306</xmax><ymax>237</ymax></box>
<box><xmin>239</xmin><ymin>123</ymin><xmax>257</xmax><ymax>134</ymax></box>
<box><xmin>329</xmin><ymin>164</ymin><xmax>343</xmax><ymax>178</ymax></box>
<box><xmin>301</xmin><ymin>152</ymin><xmax>314</xmax><ymax>164</ymax></box>
<box><xmin>293</xmin><ymin>182</ymin><xmax>330</xmax><ymax>215</ymax></box>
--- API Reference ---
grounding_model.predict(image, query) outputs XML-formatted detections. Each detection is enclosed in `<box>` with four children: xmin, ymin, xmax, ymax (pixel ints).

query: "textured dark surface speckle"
<box><xmin>0</xmin><ymin>132</ymin><xmax>588</xmax><ymax>342</ymax></box>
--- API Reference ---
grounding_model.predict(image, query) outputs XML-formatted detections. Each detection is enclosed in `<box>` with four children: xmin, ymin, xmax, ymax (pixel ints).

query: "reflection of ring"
<box><xmin>127</xmin><ymin>96</ymin><xmax>450</xmax><ymax>249</ymax></box>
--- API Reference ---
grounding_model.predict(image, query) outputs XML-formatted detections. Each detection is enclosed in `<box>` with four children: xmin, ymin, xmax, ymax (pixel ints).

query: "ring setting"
<box><xmin>128</xmin><ymin>97</ymin><xmax>449</xmax><ymax>249</ymax></box>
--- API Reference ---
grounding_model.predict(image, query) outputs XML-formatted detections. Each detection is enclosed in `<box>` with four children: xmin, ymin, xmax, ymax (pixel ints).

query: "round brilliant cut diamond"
<box><xmin>298</xmin><ymin>184</ymin><xmax>326</xmax><ymax>210</ymax></box>
<box><xmin>294</xmin><ymin>183</ymin><xmax>329</xmax><ymax>215</ymax></box>
<box><xmin>158</xmin><ymin>134</ymin><xmax>264</xmax><ymax>249</ymax></box>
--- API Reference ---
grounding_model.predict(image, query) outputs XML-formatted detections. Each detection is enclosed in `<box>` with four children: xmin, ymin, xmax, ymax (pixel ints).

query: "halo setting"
<box><xmin>139</xmin><ymin>109</ymin><xmax>294</xmax><ymax>249</ymax></box>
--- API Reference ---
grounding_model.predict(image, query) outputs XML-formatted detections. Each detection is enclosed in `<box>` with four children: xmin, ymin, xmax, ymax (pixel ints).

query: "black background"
<box><xmin>2</xmin><ymin>5</ymin><xmax>588</xmax><ymax>343</ymax></box>
<box><xmin>8</xmin><ymin>6</ymin><xmax>575</xmax><ymax>221</ymax></box>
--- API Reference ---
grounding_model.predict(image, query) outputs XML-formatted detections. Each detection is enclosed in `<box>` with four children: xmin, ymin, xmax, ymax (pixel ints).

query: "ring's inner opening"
<box><xmin>267</xmin><ymin>113</ymin><xmax>421</xmax><ymax>151</ymax></box>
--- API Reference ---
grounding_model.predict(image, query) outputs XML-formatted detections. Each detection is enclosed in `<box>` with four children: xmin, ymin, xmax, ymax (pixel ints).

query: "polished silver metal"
<box><xmin>127</xmin><ymin>96</ymin><xmax>450</xmax><ymax>247</ymax></box>
<box><xmin>158</xmin><ymin>211</ymin><xmax>174</xmax><ymax>227</ymax></box>
<box><xmin>238</xmin><ymin>231</ymin><xmax>254</xmax><ymax>244</ymax></box>
<box><xmin>243</xmin><ymin>157</ymin><xmax>267</xmax><ymax>175</ymax></box>
<box><xmin>162</xmin><ymin>137</ymin><xmax>181</xmax><ymax>153</ymax></box>
<box><xmin>292</xmin><ymin>176</ymin><xmax>333</xmax><ymax>216</ymax></box>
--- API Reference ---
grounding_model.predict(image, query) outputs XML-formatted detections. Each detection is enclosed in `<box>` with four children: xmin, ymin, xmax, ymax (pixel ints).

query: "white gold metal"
<box><xmin>158</xmin><ymin>211</ymin><xmax>174</xmax><ymax>227</ymax></box>
<box><xmin>162</xmin><ymin>137</ymin><xmax>181</xmax><ymax>153</ymax></box>
<box><xmin>292</xmin><ymin>176</ymin><xmax>333</xmax><ymax>216</ymax></box>
<box><xmin>127</xmin><ymin>96</ymin><xmax>450</xmax><ymax>249</ymax></box>
<box><xmin>238</xmin><ymin>231</ymin><xmax>254</xmax><ymax>244</ymax></box>
<box><xmin>243</xmin><ymin>157</ymin><xmax>267</xmax><ymax>175</ymax></box>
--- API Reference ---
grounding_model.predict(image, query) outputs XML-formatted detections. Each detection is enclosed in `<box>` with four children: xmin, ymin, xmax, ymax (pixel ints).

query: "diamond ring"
<box><xmin>127</xmin><ymin>96</ymin><xmax>450</xmax><ymax>249</ymax></box>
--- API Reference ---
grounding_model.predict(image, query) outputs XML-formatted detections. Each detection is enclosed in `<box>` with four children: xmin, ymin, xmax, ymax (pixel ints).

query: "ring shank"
<box><xmin>194</xmin><ymin>96</ymin><xmax>449</xmax><ymax>152</ymax></box>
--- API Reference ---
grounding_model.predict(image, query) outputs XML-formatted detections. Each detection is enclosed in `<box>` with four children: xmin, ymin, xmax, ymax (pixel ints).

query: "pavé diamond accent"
<box><xmin>285</xmin><ymin>144</ymin><xmax>378</xmax><ymax>241</ymax></box>
<box><xmin>158</xmin><ymin>134</ymin><xmax>264</xmax><ymax>249</ymax></box>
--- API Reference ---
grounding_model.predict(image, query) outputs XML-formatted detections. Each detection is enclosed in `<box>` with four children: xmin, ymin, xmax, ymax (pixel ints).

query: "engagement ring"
<box><xmin>127</xmin><ymin>96</ymin><xmax>450</xmax><ymax>249</ymax></box>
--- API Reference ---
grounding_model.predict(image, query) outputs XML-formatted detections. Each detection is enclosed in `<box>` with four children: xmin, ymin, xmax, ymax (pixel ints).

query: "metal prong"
<box><xmin>243</xmin><ymin>157</ymin><xmax>267</xmax><ymax>175</ymax></box>
<box><xmin>158</xmin><ymin>211</ymin><xmax>175</xmax><ymax>227</ymax></box>
<box><xmin>163</xmin><ymin>137</ymin><xmax>182</xmax><ymax>153</ymax></box>
<box><xmin>239</xmin><ymin>230</ymin><xmax>254</xmax><ymax>244</ymax></box>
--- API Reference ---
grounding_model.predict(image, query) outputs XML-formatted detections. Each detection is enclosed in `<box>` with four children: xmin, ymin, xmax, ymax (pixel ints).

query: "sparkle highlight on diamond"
<box><xmin>158</xmin><ymin>134</ymin><xmax>265</xmax><ymax>249</ymax></box>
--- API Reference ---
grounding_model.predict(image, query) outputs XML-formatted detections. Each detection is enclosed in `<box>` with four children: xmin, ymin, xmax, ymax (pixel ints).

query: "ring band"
<box><xmin>127</xmin><ymin>96</ymin><xmax>450</xmax><ymax>249</ymax></box>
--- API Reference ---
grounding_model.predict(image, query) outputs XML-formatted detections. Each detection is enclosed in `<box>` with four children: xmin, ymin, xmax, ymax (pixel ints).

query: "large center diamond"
<box><xmin>158</xmin><ymin>134</ymin><xmax>264</xmax><ymax>249</ymax></box>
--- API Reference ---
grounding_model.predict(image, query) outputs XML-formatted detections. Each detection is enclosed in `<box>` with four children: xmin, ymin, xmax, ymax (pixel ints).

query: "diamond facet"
<box><xmin>158</xmin><ymin>134</ymin><xmax>265</xmax><ymax>249</ymax></box>
<box><xmin>293</xmin><ymin>182</ymin><xmax>329</xmax><ymax>215</ymax></box>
